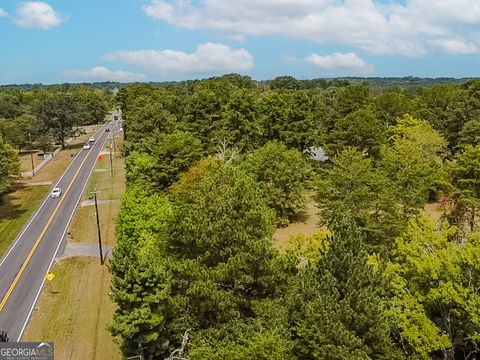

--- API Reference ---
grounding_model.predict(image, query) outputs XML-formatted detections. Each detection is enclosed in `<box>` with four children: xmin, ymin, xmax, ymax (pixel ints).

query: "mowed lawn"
<box><xmin>22</xmin><ymin>257</ymin><xmax>121</xmax><ymax>360</ymax></box>
<box><xmin>0</xmin><ymin>185</ymin><xmax>50</xmax><ymax>256</ymax></box>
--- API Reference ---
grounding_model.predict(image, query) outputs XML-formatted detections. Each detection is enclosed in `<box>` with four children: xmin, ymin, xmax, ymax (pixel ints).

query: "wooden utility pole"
<box><xmin>29</xmin><ymin>133</ymin><xmax>35</xmax><ymax>176</ymax></box>
<box><xmin>90</xmin><ymin>190</ymin><xmax>104</xmax><ymax>265</ymax></box>
<box><xmin>109</xmin><ymin>136</ymin><xmax>114</xmax><ymax>177</ymax></box>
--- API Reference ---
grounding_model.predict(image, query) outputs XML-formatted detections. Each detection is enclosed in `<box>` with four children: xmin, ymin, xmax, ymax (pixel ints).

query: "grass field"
<box><xmin>0</xmin><ymin>185</ymin><xmax>50</xmax><ymax>256</ymax></box>
<box><xmin>83</xmin><ymin>136</ymin><xmax>125</xmax><ymax>201</ymax></box>
<box><xmin>22</xmin><ymin>257</ymin><xmax>121</xmax><ymax>360</ymax></box>
<box><xmin>22</xmin><ymin>133</ymin><xmax>125</xmax><ymax>360</ymax></box>
<box><xmin>69</xmin><ymin>204</ymin><xmax>119</xmax><ymax>246</ymax></box>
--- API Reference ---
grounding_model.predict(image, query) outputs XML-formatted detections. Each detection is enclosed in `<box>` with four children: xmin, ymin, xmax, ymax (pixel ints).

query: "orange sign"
<box><xmin>98</xmin><ymin>155</ymin><xmax>103</xmax><ymax>161</ymax></box>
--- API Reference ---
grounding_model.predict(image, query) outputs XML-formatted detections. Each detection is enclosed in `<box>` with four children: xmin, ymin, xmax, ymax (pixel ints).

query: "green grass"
<box><xmin>0</xmin><ymin>186</ymin><xmax>50</xmax><ymax>256</ymax></box>
<box><xmin>83</xmin><ymin>141</ymin><xmax>125</xmax><ymax>202</ymax></box>
<box><xmin>22</xmin><ymin>257</ymin><xmax>122</xmax><ymax>360</ymax></box>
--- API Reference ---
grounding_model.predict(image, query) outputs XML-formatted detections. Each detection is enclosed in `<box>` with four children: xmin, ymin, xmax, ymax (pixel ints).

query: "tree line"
<box><xmin>0</xmin><ymin>85</ymin><xmax>112</xmax><ymax>198</ymax></box>
<box><xmin>48</xmin><ymin>74</ymin><xmax>480</xmax><ymax>359</ymax></box>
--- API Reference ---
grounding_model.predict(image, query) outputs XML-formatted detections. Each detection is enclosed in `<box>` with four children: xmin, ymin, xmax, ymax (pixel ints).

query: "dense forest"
<box><xmin>1</xmin><ymin>75</ymin><xmax>480</xmax><ymax>359</ymax></box>
<box><xmin>0</xmin><ymin>85</ymin><xmax>112</xmax><ymax>196</ymax></box>
<box><xmin>109</xmin><ymin>75</ymin><xmax>480</xmax><ymax>360</ymax></box>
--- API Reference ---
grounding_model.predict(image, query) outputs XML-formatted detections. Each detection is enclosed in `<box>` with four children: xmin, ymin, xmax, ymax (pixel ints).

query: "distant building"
<box><xmin>306</xmin><ymin>147</ymin><xmax>329</xmax><ymax>162</ymax></box>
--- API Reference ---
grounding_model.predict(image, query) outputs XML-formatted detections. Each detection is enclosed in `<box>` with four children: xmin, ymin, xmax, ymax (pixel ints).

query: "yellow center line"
<box><xmin>0</xmin><ymin>144</ymin><xmax>97</xmax><ymax>312</ymax></box>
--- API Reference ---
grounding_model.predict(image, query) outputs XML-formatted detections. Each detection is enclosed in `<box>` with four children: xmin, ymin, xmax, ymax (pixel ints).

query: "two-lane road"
<box><xmin>0</xmin><ymin>117</ymin><xmax>115</xmax><ymax>341</ymax></box>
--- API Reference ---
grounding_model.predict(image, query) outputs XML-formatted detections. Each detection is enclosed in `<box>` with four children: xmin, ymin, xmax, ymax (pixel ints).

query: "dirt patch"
<box><xmin>272</xmin><ymin>197</ymin><xmax>320</xmax><ymax>250</ymax></box>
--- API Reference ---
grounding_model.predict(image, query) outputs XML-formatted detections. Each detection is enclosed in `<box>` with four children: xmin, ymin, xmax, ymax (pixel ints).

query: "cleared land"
<box><xmin>19</xmin><ymin>151</ymin><xmax>43</xmax><ymax>173</ymax></box>
<box><xmin>272</xmin><ymin>196</ymin><xmax>320</xmax><ymax>250</ymax></box>
<box><xmin>22</xmin><ymin>133</ymin><xmax>124</xmax><ymax>360</ymax></box>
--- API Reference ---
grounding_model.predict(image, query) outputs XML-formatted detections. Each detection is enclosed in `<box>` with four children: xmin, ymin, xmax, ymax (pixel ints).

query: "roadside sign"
<box><xmin>44</xmin><ymin>272</ymin><xmax>55</xmax><ymax>282</ymax></box>
<box><xmin>98</xmin><ymin>155</ymin><xmax>103</xmax><ymax>161</ymax></box>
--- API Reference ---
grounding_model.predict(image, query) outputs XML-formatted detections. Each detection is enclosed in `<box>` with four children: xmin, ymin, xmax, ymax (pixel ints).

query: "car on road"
<box><xmin>105</xmin><ymin>128</ymin><xmax>110</xmax><ymax>132</ymax></box>
<box><xmin>83</xmin><ymin>143</ymin><xmax>91</xmax><ymax>150</ymax></box>
<box><xmin>51</xmin><ymin>187</ymin><xmax>62</xmax><ymax>198</ymax></box>
<box><xmin>89</xmin><ymin>137</ymin><xmax>95</xmax><ymax>143</ymax></box>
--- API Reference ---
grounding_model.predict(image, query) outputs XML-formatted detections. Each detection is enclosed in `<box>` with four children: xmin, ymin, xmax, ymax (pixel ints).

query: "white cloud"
<box><xmin>62</xmin><ymin>67</ymin><xmax>146</xmax><ymax>82</ymax></box>
<box><xmin>0</xmin><ymin>8</ymin><xmax>7</xmax><ymax>17</ymax></box>
<box><xmin>306</xmin><ymin>52</ymin><xmax>375</xmax><ymax>75</ymax></box>
<box><xmin>104</xmin><ymin>43</ymin><xmax>254</xmax><ymax>76</ymax></box>
<box><xmin>430</xmin><ymin>38</ymin><xmax>480</xmax><ymax>55</ymax></box>
<box><xmin>141</xmin><ymin>0</ymin><xmax>480</xmax><ymax>56</ymax></box>
<box><xmin>16</xmin><ymin>2</ymin><xmax>66</xmax><ymax>29</ymax></box>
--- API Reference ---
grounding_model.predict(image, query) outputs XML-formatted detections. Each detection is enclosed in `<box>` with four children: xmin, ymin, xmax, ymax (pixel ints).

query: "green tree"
<box><xmin>379</xmin><ymin>115</ymin><xmax>446</xmax><ymax>218</ymax></box>
<box><xmin>0</xmin><ymin>90</ymin><xmax>25</xmax><ymax>119</ymax></box>
<box><xmin>109</xmin><ymin>187</ymin><xmax>174</xmax><ymax>358</ymax></box>
<box><xmin>448</xmin><ymin>145</ymin><xmax>480</xmax><ymax>234</ymax></box>
<box><xmin>112</xmin><ymin>161</ymin><xmax>280</xmax><ymax>359</ymax></box>
<box><xmin>188</xmin><ymin>317</ymin><xmax>295</xmax><ymax>360</ymax></box>
<box><xmin>74</xmin><ymin>85</ymin><xmax>109</xmax><ymax>125</ymax></box>
<box><xmin>373</xmin><ymin>91</ymin><xmax>411</xmax><ymax>127</ymax></box>
<box><xmin>122</xmin><ymin>96</ymin><xmax>176</xmax><ymax>155</ymax></box>
<box><xmin>418</xmin><ymin>85</ymin><xmax>467</xmax><ymax>152</ymax></box>
<box><xmin>333</xmin><ymin>83</ymin><xmax>371</xmax><ymax>117</ymax></box>
<box><xmin>218</xmin><ymin>89</ymin><xmax>263</xmax><ymax>151</ymax></box>
<box><xmin>325</xmin><ymin>108</ymin><xmax>385</xmax><ymax>158</ymax></box>
<box><xmin>125</xmin><ymin>131</ymin><xmax>203</xmax><ymax>191</ymax></box>
<box><xmin>459</xmin><ymin>119</ymin><xmax>480</xmax><ymax>149</ymax></box>
<box><xmin>1</xmin><ymin>114</ymin><xmax>46</xmax><ymax>151</ymax></box>
<box><xmin>0</xmin><ymin>134</ymin><xmax>20</xmax><ymax>196</ymax></box>
<box><xmin>287</xmin><ymin>218</ymin><xmax>401</xmax><ymax>360</ymax></box>
<box><xmin>269</xmin><ymin>76</ymin><xmax>302</xmax><ymax>90</ymax></box>
<box><xmin>316</xmin><ymin>148</ymin><xmax>400</xmax><ymax>249</ymax></box>
<box><xmin>240</xmin><ymin>142</ymin><xmax>310</xmax><ymax>223</ymax></box>
<box><xmin>35</xmin><ymin>92</ymin><xmax>80</xmax><ymax>147</ymax></box>
<box><xmin>260</xmin><ymin>91</ymin><xmax>320</xmax><ymax>152</ymax></box>
<box><xmin>387</xmin><ymin>216</ymin><xmax>480</xmax><ymax>359</ymax></box>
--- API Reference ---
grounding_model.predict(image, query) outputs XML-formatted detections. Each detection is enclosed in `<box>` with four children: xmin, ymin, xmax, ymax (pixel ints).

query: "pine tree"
<box><xmin>288</xmin><ymin>218</ymin><xmax>401</xmax><ymax>359</ymax></box>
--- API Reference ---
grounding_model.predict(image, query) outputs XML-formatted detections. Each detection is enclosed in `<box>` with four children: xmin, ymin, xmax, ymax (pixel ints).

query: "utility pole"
<box><xmin>109</xmin><ymin>136</ymin><xmax>114</xmax><ymax>177</ymax></box>
<box><xmin>28</xmin><ymin>133</ymin><xmax>35</xmax><ymax>177</ymax></box>
<box><xmin>90</xmin><ymin>189</ymin><xmax>104</xmax><ymax>265</ymax></box>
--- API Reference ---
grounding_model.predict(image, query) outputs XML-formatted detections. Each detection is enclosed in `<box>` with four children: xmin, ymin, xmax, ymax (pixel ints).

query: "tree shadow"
<box><xmin>65</xmin><ymin>142</ymin><xmax>85</xmax><ymax>150</ymax></box>
<box><xmin>0</xmin><ymin>185</ymin><xmax>28</xmax><ymax>222</ymax></box>
<box><xmin>290</xmin><ymin>209</ymin><xmax>311</xmax><ymax>224</ymax></box>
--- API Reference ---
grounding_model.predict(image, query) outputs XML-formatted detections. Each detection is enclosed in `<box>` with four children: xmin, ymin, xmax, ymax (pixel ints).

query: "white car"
<box><xmin>51</xmin><ymin>187</ymin><xmax>62</xmax><ymax>198</ymax></box>
<box><xmin>89</xmin><ymin>137</ymin><xmax>95</xmax><ymax>143</ymax></box>
<box><xmin>83</xmin><ymin>143</ymin><xmax>91</xmax><ymax>150</ymax></box>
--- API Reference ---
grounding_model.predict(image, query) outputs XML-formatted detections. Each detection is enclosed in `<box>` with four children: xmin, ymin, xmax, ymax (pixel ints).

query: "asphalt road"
<box><xmin>0</xmin><ymin>115</ymin><xmax>119</xmax><ymax>341</ymax></box>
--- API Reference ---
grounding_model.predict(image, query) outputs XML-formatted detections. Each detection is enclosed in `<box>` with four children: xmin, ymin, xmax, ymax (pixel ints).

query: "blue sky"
<box><xmin>0</xmin><ymin>0</ymin><xmax>479</xmax><ymax>84</ymax></box>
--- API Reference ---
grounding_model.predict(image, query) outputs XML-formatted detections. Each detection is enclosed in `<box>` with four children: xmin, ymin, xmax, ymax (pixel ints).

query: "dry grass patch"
<box><xmin>19</xmin><ymin>151</ymin><xmax>44</xmax><ymax>173</ymax></box>
<box><xmin>272</xmin><ymin>197</ymin><xmax>320</xmax><ymax>251</ymax></box>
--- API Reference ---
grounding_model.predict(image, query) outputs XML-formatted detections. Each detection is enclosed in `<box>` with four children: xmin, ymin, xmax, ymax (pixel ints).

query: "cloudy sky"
<box><xmin>0</xmin><ymin>0</ymin><xmax>479</xmax><ymax>84</ymax></box>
